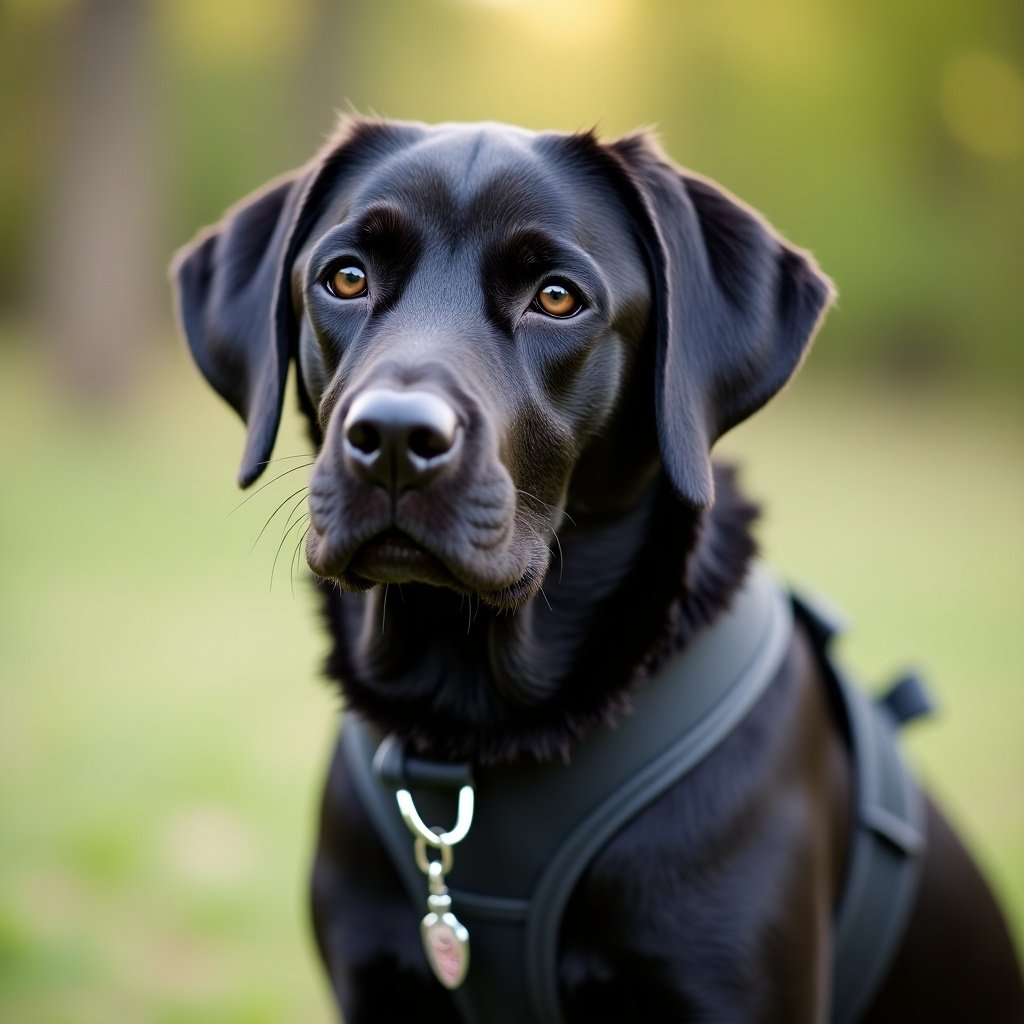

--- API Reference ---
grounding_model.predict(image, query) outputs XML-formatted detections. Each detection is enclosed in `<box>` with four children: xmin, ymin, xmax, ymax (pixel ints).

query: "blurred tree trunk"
<box><xmin>36</xmin><ymin>0</ymin><xmax>158</xmax><ymax>402</ymax></box>
<box><xmin>288</xmin><ymin>0</ymin><xmax>362</xmax><ymax>152</ymax></box>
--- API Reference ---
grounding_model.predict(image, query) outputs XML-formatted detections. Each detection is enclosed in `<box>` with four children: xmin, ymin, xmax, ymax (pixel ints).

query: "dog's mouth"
<box><xmin>347</xmin><ymin>528</ymin><xmax>461</xmax><ymax>588</ymax></box>
<box><xmin>312</xmin><ymin>522</ymin><xmax>546</xmax><ymax>608</ymax></box>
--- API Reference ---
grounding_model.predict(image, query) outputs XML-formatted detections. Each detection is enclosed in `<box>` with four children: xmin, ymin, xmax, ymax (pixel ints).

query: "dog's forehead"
<box><xmin>342</xmin><ymin>123</ymin><xmax>630</xmax><ymax>244</ymax></box>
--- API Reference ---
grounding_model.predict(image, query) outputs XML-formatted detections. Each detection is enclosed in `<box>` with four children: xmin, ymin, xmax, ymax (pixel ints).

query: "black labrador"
<box><xmin>174</xmin><ymin>118</ymin><xmax>1023</xmax><ymax>1022</ymax></box>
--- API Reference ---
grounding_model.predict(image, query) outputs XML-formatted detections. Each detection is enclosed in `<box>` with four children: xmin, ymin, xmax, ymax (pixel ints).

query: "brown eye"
<box><xmin>536</xmin><ymin>282</ymin><xmax>582</xmax><ymax>318</ymax></box>
<box><xmin>328</xmin><ymin>265</ymin><xmax>367</xmax><ymax>299</ymax></box>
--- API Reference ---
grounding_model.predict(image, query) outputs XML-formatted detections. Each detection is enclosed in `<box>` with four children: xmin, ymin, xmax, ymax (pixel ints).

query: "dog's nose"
<box><xmin>342</xmin><ymin>388</ymin><xmax>460</xmax><ymax>494</ymax></box>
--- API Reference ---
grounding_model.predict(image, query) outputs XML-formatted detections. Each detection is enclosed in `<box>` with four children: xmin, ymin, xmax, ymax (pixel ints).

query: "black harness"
<box><xmin>341</xmin><ymin>566</ymin><xmax>931</xmax><ymax>1023</ymax></box>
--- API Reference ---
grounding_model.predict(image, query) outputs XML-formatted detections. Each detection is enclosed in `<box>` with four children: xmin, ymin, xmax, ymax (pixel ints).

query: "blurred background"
<box><xmin>1</xmin><ymin>0</ymin><xmax>1021</xmax><ymax>1019</ymax></box>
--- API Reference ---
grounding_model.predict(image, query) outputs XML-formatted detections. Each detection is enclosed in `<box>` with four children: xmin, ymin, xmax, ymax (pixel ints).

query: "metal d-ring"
<box><xmin>396</xmin><ymin>784</ymin><xmax>475</xmax><ymax>848</ymax></box>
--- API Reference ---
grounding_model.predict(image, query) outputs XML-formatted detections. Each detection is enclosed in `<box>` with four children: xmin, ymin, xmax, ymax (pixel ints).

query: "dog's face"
<box><xmin>175</xmin><ymin>119</ymin><xmax>832</xmax><ymax>609</ymax></box>
<box><xmin>297</xmin><ymin>125</ymin><xmax>655</xmax><ymax>607</ymax></box>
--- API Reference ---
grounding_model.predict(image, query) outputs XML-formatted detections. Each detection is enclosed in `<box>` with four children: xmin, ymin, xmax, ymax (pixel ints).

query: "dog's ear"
<box><xmin>607</xmin><ymin>134</ymin><xmax>835</xmax><ymax>509</ymax></box>
<box><xmin>172</xmin><ymin>119</ymin><xmax>418</xmax><ymax>487</ymax></box>
<box><xmin>172</xmin><ymin>172</ymin><xmax>307</xmax><ymax>487</ymax></box>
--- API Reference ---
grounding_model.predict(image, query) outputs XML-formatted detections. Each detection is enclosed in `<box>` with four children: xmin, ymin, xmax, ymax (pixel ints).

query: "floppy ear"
<box><xmin>172</xmin><ymin>118</ymin><xmax>416</xmax><ymax>487</ymax></box>
<box><xmin>608</xmin><ymin>135</ymin><xmax>835</xmax><ymax>510</ymax></box>
<box><xmin>172</xmin><ymin>172</ymin><xmax>308</xmax><ymax>487</ymax></box>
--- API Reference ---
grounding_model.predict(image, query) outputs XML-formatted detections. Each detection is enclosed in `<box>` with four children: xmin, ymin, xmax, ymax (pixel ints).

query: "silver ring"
<box><xmin>414</xmin><ymin>836</ymin><xmax>454</xmax><ymax>875</ymax></box>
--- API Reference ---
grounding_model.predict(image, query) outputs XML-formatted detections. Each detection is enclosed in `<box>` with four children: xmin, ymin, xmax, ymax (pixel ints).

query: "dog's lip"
<box><xmin>309</xmin><ymin>520</ymin><xmax>543</xmax><ymax>607</ymax></box>
<box><xmin>348</xmin><ymin>528</ymin><xmax>460</xmax><ymax>587</ymax></box>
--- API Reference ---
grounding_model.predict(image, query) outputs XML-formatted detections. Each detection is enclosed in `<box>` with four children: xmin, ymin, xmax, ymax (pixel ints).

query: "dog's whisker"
<box><xmin>257</xmin><ymin>453</ymin><xmax>316</xmax><ymax>467</ymax></box>
<box><xmin>548</xmin><ymin>526</ymin><xmax>565</xmax><ymax>584</ymax></box>
<box><xmin>280</xmin><ymin>492</ymin><xmax>311</xmax><ymax>537</ymax></box>
<box><xmin>381</xmin><ymin>583</ymin><xmax>389</xmax><ymax>638</ymax></box>
<box><xmin>229</xmin><ymin>461</ymin><xmax>315</xmax><ymax>516</ymax></box>
<box><xmin>516</xmin><ymin>488</ymin><xmax>575</xmax><ymax>528</ymax></box>
<box><xmin>251</xmin><ymin>485</ymin><xmax>309</xmax><ymax>554</ymax></box>
<box><xmin>270</xmin><ymin>504</ymin><xmax>311</xmax><ymax>593</ymax></box>
<box><xmin>288</xmin><ymin>515</ymin><xmax>312</xmax><ymax>599</ymax></box>
<box><xmin>291</xmin><ymin>523</ymin><xmax>312</xmax><ymax>592</ymax></box>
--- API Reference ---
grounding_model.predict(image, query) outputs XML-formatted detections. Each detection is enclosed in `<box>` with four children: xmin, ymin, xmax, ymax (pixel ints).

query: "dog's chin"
<box><xmin>307</xmin><ymin>527</ymin><xmax>549</xmax><ymax>610</ymax></box>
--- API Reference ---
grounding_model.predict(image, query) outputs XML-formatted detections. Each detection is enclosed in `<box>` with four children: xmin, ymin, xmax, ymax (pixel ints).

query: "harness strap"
<box><xmin>342</xmin><ymin>564</ymin><xmax>792</xmax><ymax>1024</ymax></box>
<box><xmin>341</xmin><ymin>573</ymin><xmax>931</xmax><ymax>1023</ymax></box>
<box><xmin>794</xmin><ymin>594</ymin><xmax>932</xmax><ymax>1024</ymax></box>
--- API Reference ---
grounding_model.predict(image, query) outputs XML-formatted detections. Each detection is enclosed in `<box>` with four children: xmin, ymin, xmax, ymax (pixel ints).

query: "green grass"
<box><xmin>1</xmin><ymin>340</ymin><xmax>1021</xmax><ymax>1019</ymax></box>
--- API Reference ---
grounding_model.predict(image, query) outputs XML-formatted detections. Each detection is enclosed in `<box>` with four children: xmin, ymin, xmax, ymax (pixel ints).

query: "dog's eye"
<box><xmin>535</xmin><ymin>282</ymin><xmax>582</xmax><ymax>318</ymax></box>
<box><xmin>327</xmin><ymin>265</ymin><xmax>367</xmax><ymax>299</ymax></box>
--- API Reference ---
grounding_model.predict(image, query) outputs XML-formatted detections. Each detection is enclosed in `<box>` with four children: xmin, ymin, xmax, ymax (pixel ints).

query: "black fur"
<box><xmin>320</xmin><ymin>465</ymin><xmax>758</xmax><ymax>765</ymax></box>
<box><xmin>174</xmin><ymin>117</ymin><xmax>1024</xmax><ymax>1023</ymax></box>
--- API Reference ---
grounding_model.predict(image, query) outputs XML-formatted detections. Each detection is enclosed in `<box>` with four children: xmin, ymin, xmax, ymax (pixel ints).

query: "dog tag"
<box><xmin>421</xmin><ymin>902</ymin><xmax>470</xmax><ymax>989</ymax></box>
<box><xmin>403</xmin><ymin>802</ymin><xmax>476</xmax><ymax>989</ymax></box>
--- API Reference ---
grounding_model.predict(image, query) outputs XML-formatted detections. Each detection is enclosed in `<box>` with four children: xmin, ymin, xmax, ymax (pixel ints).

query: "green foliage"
<box><xmin>1</xmin><ymin>0</ymin><xmax>1022</xmax><ymax>385</ymax></box>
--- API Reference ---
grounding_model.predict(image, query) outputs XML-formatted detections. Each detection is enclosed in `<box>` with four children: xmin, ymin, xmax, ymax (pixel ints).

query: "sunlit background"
<box><xmin>1</xmin><ymin>0</ymin><xmax>1021</xmax><ymax>1019</ymax></box>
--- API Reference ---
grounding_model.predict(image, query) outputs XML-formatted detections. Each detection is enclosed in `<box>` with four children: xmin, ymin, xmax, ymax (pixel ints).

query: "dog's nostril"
<box><xmin>346</xmin><ymin>421</ymin><xmax>381</xmax><ymax>456</ymax></box>
<box><xmin>409</xmin><ymin>425</ymin><xmax>453</xmax><ymax>460</ymax></box>
<box><xmin>342</xmin><ymin>388</ymin><xmax>460</xmax><ymax>492</ymax></box>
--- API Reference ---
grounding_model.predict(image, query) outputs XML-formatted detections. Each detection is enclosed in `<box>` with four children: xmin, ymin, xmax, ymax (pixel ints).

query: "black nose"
<box><xmin>342</xmin><ymin>388</ymin><xmax>460</xmax><ymax>494</ymax></box>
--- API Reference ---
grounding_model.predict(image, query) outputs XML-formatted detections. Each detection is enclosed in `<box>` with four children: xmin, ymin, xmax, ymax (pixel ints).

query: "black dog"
<box><xmin>174</xmin><ymin>118</ymin><xmax>1023</xmax><ymax>1022</ymax></box>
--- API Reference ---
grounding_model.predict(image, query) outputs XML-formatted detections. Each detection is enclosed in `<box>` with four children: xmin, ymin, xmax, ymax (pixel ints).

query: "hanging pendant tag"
<box><xmin>397</xmin><ymin>787</ymin><xmax>476</xmax><ymax>990</ymax></box>
<box><xmin>421</xmin><ymin>904</ymin><xmax>470</xmax><ymax>989</ymax></box>
<box><xmin>415</xmin><ymin>843</ymin><xmax>471</xmax><ymax>989</ymax></box>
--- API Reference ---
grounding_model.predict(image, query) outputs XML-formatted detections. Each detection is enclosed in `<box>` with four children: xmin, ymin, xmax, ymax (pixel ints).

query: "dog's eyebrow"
<box><xmin>352</xmin><ymin>204</ymin><xmax>419</xmax><ymax>252</ymax></box>
<box><xmin>483</xmin><ymin>227</ymin><xmax>573</xmax><ymax>282</ymax></box>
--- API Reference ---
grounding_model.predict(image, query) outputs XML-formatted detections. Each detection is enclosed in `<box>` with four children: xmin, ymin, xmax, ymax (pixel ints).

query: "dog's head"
<box><xmin>174</xmin><ymin>119</ymin><xmax>832</xmax><ymax>609</ymax></box>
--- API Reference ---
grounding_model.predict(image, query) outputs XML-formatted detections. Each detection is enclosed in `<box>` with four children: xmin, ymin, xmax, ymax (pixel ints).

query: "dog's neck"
<box><xmin>320</xmin><ymin>465</ymin><xmax>758</xmax><ymax>765</ymax></box>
